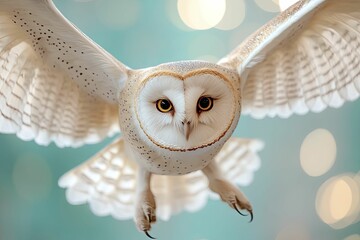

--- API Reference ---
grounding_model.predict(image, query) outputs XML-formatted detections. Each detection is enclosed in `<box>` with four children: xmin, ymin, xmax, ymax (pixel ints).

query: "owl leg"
<box><xmin>134</xmin><ymin>167</ymin><xmax>157</xmax><ymax>239</ymax></box>
<box><xmin>202</xmin><ymin>161</ymin><xmax>253</xmax><ymax>222</ymax></box>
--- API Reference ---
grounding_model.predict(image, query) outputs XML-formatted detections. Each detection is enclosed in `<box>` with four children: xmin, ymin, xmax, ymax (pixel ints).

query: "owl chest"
<box><xmin>130</xmin><ymin>143</ymin><xmax>217</xmax><ymax>175</ymax></box>
<box><xmin>120</xmin><ymin>121</ymin><xmax>218</xmax><ymax>175</ymax></box>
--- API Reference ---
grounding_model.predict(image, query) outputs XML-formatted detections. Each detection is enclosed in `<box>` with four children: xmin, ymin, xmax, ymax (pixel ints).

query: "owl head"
<box><xmin>135</xmin><ymin>61</ymin><xmax>241</xmax><ymax>151</ymax></box>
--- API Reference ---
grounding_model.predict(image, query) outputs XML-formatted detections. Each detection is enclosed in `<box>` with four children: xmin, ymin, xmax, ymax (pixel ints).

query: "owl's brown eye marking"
<box><xmin>156</xmin><ymin>99</ymin><xmax>173</xmax><ymax>113</ymax></box>
<box><xmin>197</xmin><ymin>96</ymin><xmax>213</xmax><ymax>112</ymax></box>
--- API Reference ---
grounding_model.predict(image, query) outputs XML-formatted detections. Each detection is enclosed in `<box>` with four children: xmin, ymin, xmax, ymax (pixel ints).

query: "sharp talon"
<box><xmin>145</xmin><ymin>231</ymin><xmax>156</xmax><ymax>239</ymax></box>
<box><xmin>248</xmin><ymin>210</ymin><xmax>254</xmax><ymax>223</ymax></box>
<box><xmin>146</xmin><ymin>213</ymin><xmax>151</xmax><ymax>222</ymax></box>
<box><xmin>232</xmin><ymin>203</ymin><xmax>247</xmax><ymax>216</ymax></box>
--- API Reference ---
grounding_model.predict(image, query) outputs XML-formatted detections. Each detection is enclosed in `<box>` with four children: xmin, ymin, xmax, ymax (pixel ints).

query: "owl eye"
<box><xmin>197</xmin><ymin>96</ymin><xmax>213</xmax><ymax>112</ymax></box>
<box><xmin>156</xmin><ymin>99</ymin><xmax>173</xmax><ymax>113</ymax></box>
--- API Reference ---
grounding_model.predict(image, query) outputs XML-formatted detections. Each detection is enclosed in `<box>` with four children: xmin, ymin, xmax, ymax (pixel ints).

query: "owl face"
<box><xmin>135</xmin><ymin>64</ymin><xmax>237</xmax><ymax>151</ymax></box>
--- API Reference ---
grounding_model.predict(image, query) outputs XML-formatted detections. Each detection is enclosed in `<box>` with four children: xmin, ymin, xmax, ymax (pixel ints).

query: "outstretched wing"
<box><xmin>215</xmin><ymin>138</ymin><xmax>263</xmax><ymax>186</ymax></box>
<box><xmin>59</xmin><ymin>138</ymin><xmax>137</xmax><ymax>220</ymax></box>
<box><xmin>219</xmin><ymin>0</ymin><xmax>360</xmax><ymax>118</ymax></box>
<box><xmin>0</xmin><ymin>0</ymin><xmax>128</xmax><ymax>147</ymax></box>
<box><xmin>59</xmin><ymin>137</ymin><xmax>263</xmax><ymax>221</ymax></box>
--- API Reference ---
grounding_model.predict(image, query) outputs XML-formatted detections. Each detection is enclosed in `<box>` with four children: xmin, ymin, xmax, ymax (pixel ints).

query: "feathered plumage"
<box><xmin>220</xmin><ymin>0</ymin><xmax>360</xmax><ymax>118</ymax></box>
<box><xmin>0</xmin><ymin>0</ymin><xmax>359</xmax><ymax>236</ymax></box>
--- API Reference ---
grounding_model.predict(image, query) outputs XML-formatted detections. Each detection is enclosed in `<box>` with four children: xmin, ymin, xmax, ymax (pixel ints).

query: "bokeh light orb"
<box><xmin>215</xmin><ymin>0</ymin><xmax>245</xmax><ymax>30</ymax></box>
<box><xmin>316</xmin><ymin>174</ymin><xmax>360</xmax><ymax>229</ymax></box>
<box><xmin>177</xmin><ymin>0</ymin><xmax>226</xmax><ymax>30</ymax></box>
<box><xmin>300</xmin><ymin>128</ymin><xmax>337</xmax><ymax>177</ymax></box>
<box><xmin>330</xmin><ymin>179</ymin><xmax>353</xmax><ymax>220</ymax></box>
<box><xmin>345</xmin><ymin>235</ymin><xmax>360</xmax><ymax>240</ymax></box>
<box><xmin>166</xmin><ymin>0</ymin><xmax>190</xmax><ymax>31</ymax></box>
<box><xmin>279</xmin><ymin>0</ymin><xmax>300</xmax><ymax>11</ymax></box>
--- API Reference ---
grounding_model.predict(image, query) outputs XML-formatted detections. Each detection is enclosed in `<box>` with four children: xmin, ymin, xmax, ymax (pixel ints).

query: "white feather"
<box><xmin>136</xmin><ymin>73</ymin><xmax>236</xmax><ymax>149</ymax></box>
<box><xmin>0</xmin><ymin>0</ymin><xmax>129</xmax><ymax>146</ymax></box>
<box><xmin>220</xmin><ymin>0</ymin><xmax>360</xmax><ymax>118</ymax></box>
<box><xmin>59</xmin><ymin>137</ymin><xmax>263</xmax><ymax>221</ymax></box>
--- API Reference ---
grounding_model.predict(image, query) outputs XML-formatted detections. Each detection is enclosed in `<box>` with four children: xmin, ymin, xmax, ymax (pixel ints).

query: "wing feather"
<box><xmin>220</xmin><ymin>0</ymin><xmax>360</xmax><ymax>118</ymax></box>
<box><xmin>0</xmin><ymin>0</ymin><xmax>128</xmax><ymax>147</ymax></box>
<box><xmin>59</xmin><ymin>137</ymin><xmax>263</xmax><ymax>221</ymax></box>
<box><xmin>215</xmin><ymin>138</ymin><xmax>263</xmax><ymax>186</ymax></box>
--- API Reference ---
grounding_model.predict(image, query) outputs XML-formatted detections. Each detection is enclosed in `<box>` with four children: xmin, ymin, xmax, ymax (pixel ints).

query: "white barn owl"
<box><xmin>1</xmin><ymin>0</ymin><xmax>360</xmax><ymax>238</ymax></box>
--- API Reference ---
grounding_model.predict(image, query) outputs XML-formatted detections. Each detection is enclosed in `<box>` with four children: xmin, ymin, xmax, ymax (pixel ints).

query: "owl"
<box><xmin>0</xmin><ymin>0</ymin><xmax>359</xmax><ymax>238</ymax></box>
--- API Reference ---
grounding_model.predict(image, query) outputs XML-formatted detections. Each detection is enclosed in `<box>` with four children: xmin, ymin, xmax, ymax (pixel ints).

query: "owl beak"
<box><xmin>183</xmin><ymin>121</ymin><xmax>193</xmax><ymax>140</ymax></box>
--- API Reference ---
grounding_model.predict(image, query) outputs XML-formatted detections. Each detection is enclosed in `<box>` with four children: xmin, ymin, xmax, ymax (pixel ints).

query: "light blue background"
<box><xmin>0</xmin><ymin>0</ymin><xmax>359</xmax><ymax>239</ymax></box>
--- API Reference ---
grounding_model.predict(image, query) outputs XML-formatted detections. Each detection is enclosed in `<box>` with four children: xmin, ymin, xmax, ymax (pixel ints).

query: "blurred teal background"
<box><xmin>0</xmin><ymin>0</ymin><xmax>360</xmax><ymax>239</ymax></box>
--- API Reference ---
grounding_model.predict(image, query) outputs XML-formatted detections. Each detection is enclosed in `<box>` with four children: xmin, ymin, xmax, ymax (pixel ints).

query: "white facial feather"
<box><xmin>137</xmin><ymin>72</ymin><xmax>236</xmax><ymax>149</ymax></box>
<box><xmin>137</xmin><ymin>76</ymin><xmax>186</xmax><ymax>146</ymax></box>
<box><xmin>183</xmin><ymin>74</ymin><xmax>235</xmax><ymax>146</ymax></box>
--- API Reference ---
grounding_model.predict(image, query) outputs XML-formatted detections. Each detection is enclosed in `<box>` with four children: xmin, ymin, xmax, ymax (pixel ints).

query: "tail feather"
<box><xmin>59</xmin><ymin>138</ymin><xmax>136</xmax><ymax>219</ymax></box>
<box><xmin>59</xmin><ymin>137</ymin><xmax>263</xmax><ymax>221</ymax></box>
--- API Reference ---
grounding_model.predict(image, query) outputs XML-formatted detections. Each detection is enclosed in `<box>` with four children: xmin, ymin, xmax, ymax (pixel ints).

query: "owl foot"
<box><xmin>208</xmin><ymin>179</ymin><xmax>253</xmax><ymax>222</ymax></box>
<box><xmin>135</xmin><ymin>190</ymin><xmax>157</xmax><ymax>239</ymax></box>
